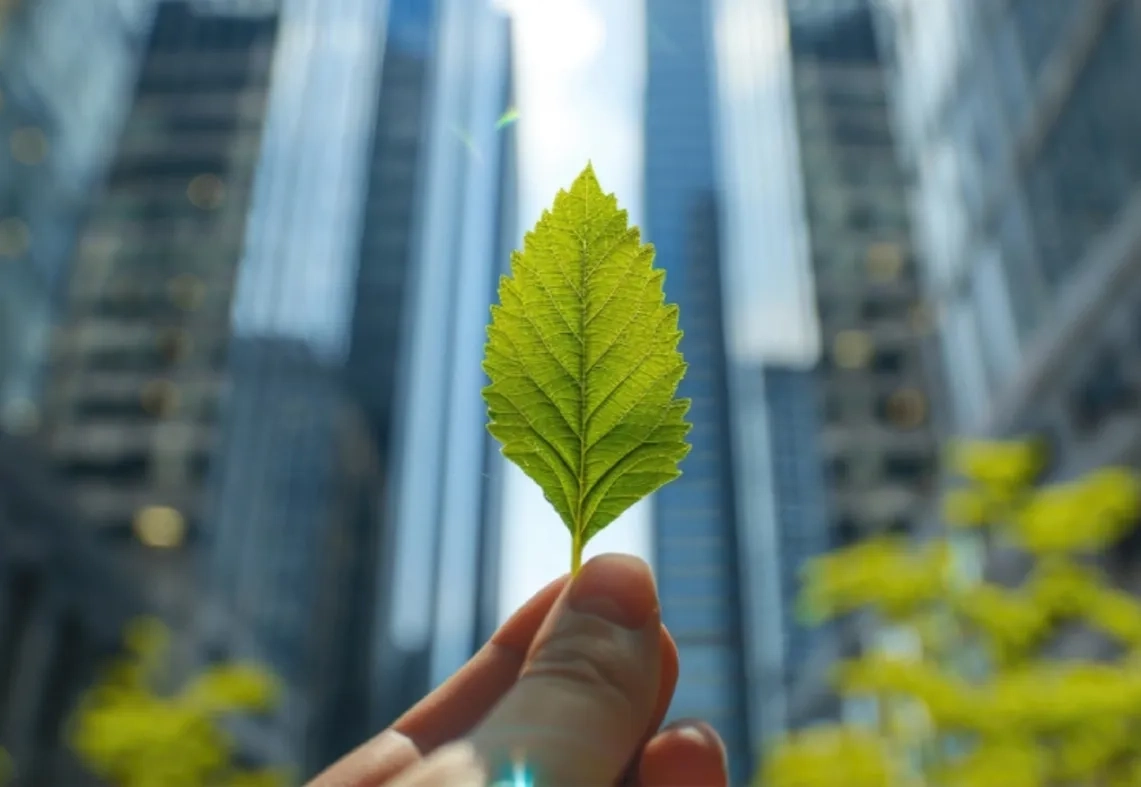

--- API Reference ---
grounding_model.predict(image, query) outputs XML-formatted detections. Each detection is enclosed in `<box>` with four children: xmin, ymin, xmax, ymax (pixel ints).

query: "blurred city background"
<box><xmin>0</xmin><ymin>0</ymin><xmax>1138</xmax><ymax>784</ymax></box>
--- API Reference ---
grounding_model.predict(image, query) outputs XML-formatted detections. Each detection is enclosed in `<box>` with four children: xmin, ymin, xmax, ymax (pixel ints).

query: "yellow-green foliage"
<box><xmin>764</xmin><ymin>439</ymin><xmax>1141</xmax><ymax>786</ymax></box>
<box><xmin>759</xmin><ymin>726</ymin><xmax>895</xmax><ymax>787</ymax></box>
<box><xmin>69</xmin><ymin>617</ymin><xmax>287</xmax><ymax>787</ymax></box>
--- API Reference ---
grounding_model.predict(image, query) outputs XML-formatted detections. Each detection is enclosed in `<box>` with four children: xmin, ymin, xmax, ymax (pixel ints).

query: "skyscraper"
<box><xmin>0</xmin><ymin>432</ymin><xmax>147</xmax><ymax>786</ymax></box>
<box><xmin>0</xmin><ymin>0</ymin><xmax>152</xmax><ymax>434</ymax></box>
<box><xmin>0</xmin><ymin>2</ymin><xmax>261</xmax><ymax>783</ymax></box>
<box><xmin>194</xmin><ymin>0</ymin><xmax>516</xmax><ymax>771</ymax></box>
<box><xmin>361</xmin><ymin>0</ymin><xmax>515</xmax><ymax>731</ymax></box>
<box><xmin>761</xmin><ymin>365</ymin><xmax>834</xmax><ymax>725</ymax></box>
<box><xmin>643</xmin><ymin>1</ymin><xmax>753</xmax><ymax>779</ymax></box>
<box><xmin>761</xmin><ymin>0</ymin><xmax>943</xmax><ymax>731</ymax></box>
<box><xmin>880</xmin><ymin>0</ymin><xmax>1141</xmax><ymax>482</ymax></box>
<box><xmin>787</xmin><ymin>0</ymin><xmax>940</xmax><ymax>554</ymax></box>
<box><xmin>40</xmin><ymin>0</ymin><xmax>279</xmax><ymax>622</ymax></box>
<box><xmin>201</xmin><ymin>337</ymin><xmax>381</xmax><ymax>773</ymax></box>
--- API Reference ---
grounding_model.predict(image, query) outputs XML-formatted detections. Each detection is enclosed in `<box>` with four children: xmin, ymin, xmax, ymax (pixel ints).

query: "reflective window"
<box><xmin>970</xmin><ymin>244</ymin><xmax>1022</xmax><ymax>388</ymax></box>
<box><xmin>991</xmin><ymin>16</ymin><xmax>1034</xmax><ymax>133</ymax></box>
<box><xmin>917</xmin><ymin>139</ymin><xmax>968</xmax><ymax>287</ymax></box>
<box><xmin>996</xmin><ymin>196</ymin><xmax>1045</xmax><ymax>341</ymax></box>
<box><xmin>1010</xmin><ymin>0</ymin><xmax>1083</xmax><ymax>77</ymax></box>
<box><xmin>1024</xmin><ymin>2</ymin><xmax>1141</xmax><ymax>287</ymax></box>
<box><xmin>940</xmin><ymin>298</ymin><xmax>990</xmax><ymax>429</ymax></box>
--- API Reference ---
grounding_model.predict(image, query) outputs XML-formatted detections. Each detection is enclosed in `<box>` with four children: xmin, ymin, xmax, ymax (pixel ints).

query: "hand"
<box><xmin>308</xmin><ymin>554</ymin><xmax>728</xmax><ymax>786</ymax></box>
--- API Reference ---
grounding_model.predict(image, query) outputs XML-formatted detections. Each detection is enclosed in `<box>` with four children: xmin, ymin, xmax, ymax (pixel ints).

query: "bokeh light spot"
<box><xmin>140</xmin><ymin>379</ymin><xmax>180</xmax><ymax>417</ymax></box>
<box><xmin>885</xmin><ymin>389</ymin><xmax>928</xmax><ymax>430</ymax></box>
<box><xmin>187</xmin><ymin>173</ymin><xmax>226</xmax><ymax>210</ymax></box>
<box><xmin>866</xmin><ymin>242</ymin><xmax>904</xmax><ymax>282</ymax></box>
<box><xmin>0</xmin><ymin>217</ymin><xmax>29</xmax><ymax>257</ymax></box>
<box><xmin>133</xmin><ymin>506</ymin><xmax>186</xmax><ymax>549</ymax></box>
<box><xmin>832</xmin><ymin>330</ymin><xmax>874</xmax><ymax>369</ymax></box>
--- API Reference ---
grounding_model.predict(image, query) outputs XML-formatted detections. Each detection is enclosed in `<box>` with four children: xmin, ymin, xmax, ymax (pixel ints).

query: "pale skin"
<box><xmin>307</xmin><ymin>554</ymin><xmax>729</xmax><ymax>787</ymax></box>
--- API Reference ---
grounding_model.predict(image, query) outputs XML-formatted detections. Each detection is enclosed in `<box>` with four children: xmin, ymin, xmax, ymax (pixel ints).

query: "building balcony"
<box><xmin>69</xmin><ymin>483</ymin><xmax>203</xmax><ymax>527</ymax></box>
<box><xmin>48</xmin><ymin>421</ymin><xmax>219</xmax><ymax>460</ymax></box>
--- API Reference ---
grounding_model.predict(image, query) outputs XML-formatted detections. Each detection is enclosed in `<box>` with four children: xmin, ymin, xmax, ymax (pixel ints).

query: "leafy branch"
<box><xmin>762</xmin><ymin>439</ymin><xmax>1141</xmax><ymax>787</ymax></box>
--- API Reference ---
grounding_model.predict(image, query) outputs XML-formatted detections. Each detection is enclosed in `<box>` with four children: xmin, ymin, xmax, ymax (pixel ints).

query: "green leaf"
<box><xmin>482</xmin><ymin>162</ymin><xmax>691</xmax><ymax>573</ymax></box>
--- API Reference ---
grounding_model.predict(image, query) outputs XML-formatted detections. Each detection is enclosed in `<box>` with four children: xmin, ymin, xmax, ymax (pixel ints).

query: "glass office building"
<box><xmin>761</xmin><ymin>365</ymin><xmax>832</xmax><ymax>712</ymax></box>
<box><xmin>39</xmin><ymin>1</ymin><xmax>278</xmax><ymax>623</ymax></box>
<box><xmin>880</xmin><ymin>0</ymin><xmax>1141</xmax><ymax>480</ymax></box>
<box><xmin>202</xmin><ymin>337</ymin><xmax>380</xmax><ymax>774</ymax></box>
<box><xmin>788</xmin><ymin>1</ymin><xmax>940</xmax><ymax>549</ymax></box>
<box><xmin>0</xmin><ymin>432</ymin><xmax>147</xmax><ymax>786</ymax></box>
<box><xmin>0</xmin><ymin>0</ymin><xmax>151</xmax><ymax>434</ymax></box>
<box><xmin>202</xmin><ymin>0</ymin><xmax>516</xmax><ymax>767</ymax></box>
<box><xmin>362</xmin><ymin>0</ymin><xmax>515</xmax><ymax>730</ymax></box>
<box><xmin>644</xmin><ymin>1</ymin><xmax>753</xmax><ymax>779</ymax></box>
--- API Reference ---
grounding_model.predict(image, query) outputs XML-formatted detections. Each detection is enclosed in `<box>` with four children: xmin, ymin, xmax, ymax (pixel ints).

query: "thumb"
<box><xmin>470</xmin><ymin>554</ymin><xmax>662</xmax><ymax>785</ymax></box>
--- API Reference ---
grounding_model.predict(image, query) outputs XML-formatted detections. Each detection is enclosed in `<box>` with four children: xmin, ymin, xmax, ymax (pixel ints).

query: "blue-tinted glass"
<box><xmin>1010</xmin><ymin>0</ymin><xmax>1082</xmax><ymax>76</ymax></box>
<box><xmin>1023</xmin><ymin>1</ymin><xmax>1141</xmax><ymax>288</ymax></box>
<box><xmin>387</xmin><ymin>0</ymin><xmax>436</xmax><ymax>54</ymax></box>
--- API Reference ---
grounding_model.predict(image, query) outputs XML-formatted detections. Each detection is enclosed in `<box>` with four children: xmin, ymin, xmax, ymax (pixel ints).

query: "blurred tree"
<box><xmin>759</xmin><ymin>439</ymin><xmax>1141</xmax><ymax>786</ymax></box>
<box><xmin>0</xmin><ymin>746</ymin><xmax>12</xmax><ymax>786</ymax></box>
<box><xmin>68</xmin><ymin>617</ymin><xmax>289</xmax><ymax>787</ymax></box>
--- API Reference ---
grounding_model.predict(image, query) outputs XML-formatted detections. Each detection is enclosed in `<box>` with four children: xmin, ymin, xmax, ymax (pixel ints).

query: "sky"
<box><xmin>492</xmin><ymin>0</ymin><xmax>818</xmax><ymax>623</ymax></box>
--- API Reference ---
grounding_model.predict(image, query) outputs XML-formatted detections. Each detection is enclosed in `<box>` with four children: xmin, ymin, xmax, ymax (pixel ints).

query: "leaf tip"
<box><xmin>575</xmin><ymin>160</ymin><xmax>602</xmax><ymax>193</ymax></box>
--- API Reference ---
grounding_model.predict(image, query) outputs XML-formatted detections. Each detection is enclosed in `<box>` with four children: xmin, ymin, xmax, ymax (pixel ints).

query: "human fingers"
<box><xmin>306</xmin><ymin>574</ymin><xmax>569</xmax><ymax>787</ymax></box>
<box><xmin>467</xmin><ymin>553</ymin><xmax>663</xmax><ymax>785</ymax></box>
<box><xmin>394</xmin><ymin>573</ymin><xmax>571</xmax><ymax>751</ymax></box>
<box><xmin>373</xmin><ymin>624</ymin><xmax>683</xmax><ymax>787</ymax></box>
<box><xmin>636</xmin><ymin>719</ymin><xmax>728</xmax><ymax>787</ymax></box>
<box><xmin>617</xmin><ymin>626</ymin><xmax>679</xmax><ymax>785</ymax></box>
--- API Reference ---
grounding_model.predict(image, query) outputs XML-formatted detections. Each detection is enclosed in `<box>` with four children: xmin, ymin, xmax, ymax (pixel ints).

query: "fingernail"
<box><xmin>671</xmin><ymin>724</ymin><xmax>708</xmax><ymax>746</ymax></box>
<box><xmin>568</xmin><ymin>554</ymin><xmax>657</xmax><ymax>630</ymax></box>
<box><xmin>664</xmin><ymin>720</ymin><xmax>728</xmax><ymax>765</ymax></box>
<box><xmin>370</xmin><ymin>730</ymin><xmax>421</xmax><ymax>762</ymax></box>
<box><xmin>387</xmin><ymin>741</ymin><xmax>488</xmax><ymax>787</ymax></box>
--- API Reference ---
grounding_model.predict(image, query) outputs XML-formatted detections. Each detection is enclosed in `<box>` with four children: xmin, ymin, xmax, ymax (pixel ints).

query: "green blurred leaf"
<box><xmin>178</xmin><ymin>663</ymin><xmax>280</xmax><ymax>714</ymax></box>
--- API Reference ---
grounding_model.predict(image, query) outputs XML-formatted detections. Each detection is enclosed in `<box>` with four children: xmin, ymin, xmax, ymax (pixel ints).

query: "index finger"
<box><xmin>395</xmin><ymin>573</ymin><xmax>572</xmax><ymax>750</ymax></box>
<box><xmin>307</xmin><ymin>575</ymin><xmax>569</xmax><ymax>787</ymax></box>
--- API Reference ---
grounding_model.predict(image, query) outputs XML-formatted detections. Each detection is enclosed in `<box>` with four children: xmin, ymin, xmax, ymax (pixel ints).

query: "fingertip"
<box><xmin>660</xmin><ymin>624</ymin><xmax>679</xmax><ymax>691</ymax></box>
<box><xmin>651</xmin><ymin>625</ymin><xmax>679</xmax><ymax>729</ymax></box>
<box><xmin>638</xmin><ymin>721</ymin><xmax>728</xmax><ymax>787</ymax></box>
<box><xmin>567</xmin><ymin>554</ymin><xmax>658</xmax><ymax>630</ymax></box>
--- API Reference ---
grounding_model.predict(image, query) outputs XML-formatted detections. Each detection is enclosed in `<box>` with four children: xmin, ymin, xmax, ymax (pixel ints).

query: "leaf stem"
<box><xmin>572</xmin><ymin>532</ymin><xmax>584</xmax><ymax>576</ymax></box>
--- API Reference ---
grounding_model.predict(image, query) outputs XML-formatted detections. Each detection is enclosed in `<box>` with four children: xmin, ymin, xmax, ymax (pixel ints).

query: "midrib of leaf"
<box><xmin>572</xmin><ymin>185</ymin><xmax>591</xmax><ymax>575</ymax></box>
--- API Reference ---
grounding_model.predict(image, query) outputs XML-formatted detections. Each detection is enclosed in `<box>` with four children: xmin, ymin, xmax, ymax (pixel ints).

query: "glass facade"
<box><xmin>762</xmin><ymin>366</ymin><xmax>831</xmax><ymax>695</ymax></box>
<box><xmin>201</xmin><ymin>0</ymin><xmax>515</xmax><ymax>759</ymax></box>
<box><xmin>345</xmin><ymin>0</ymin><xmax>438</xmax><ymax>441</ymax></box>
<box><xmin>0</xmin><ymin>431</ymin><xmax>146</xmax><ymax>786</ymax></box>
<box><xmin>359</xmin><ymin>0</ymin><xmax>515</xmax><ymax>731</ymax></box>
<box><xmin>789</xmin><ymin>0</ymin><xmax>939</xmax><ymax>545</ymax></box>
<box><xmin>0</xmin><ymin>0</ymin><xmax>149</xmax><ymax>433</ymax></box>
<box><xmin>882</xmin><ymin>0</ymin><xmax>1141</xmax><ymax>471</ymax></box>
<box><xmin>202</xmin><ymin>337</ymin><xmax>379</xmax><ymax>774</ymax></box>
<box><xmin>40</xmin><ymin>2</ymin><xmax>278</xmax><ymax>621</ymax></box>
<box><xmin>644</xmin><ymin>1</ymin><xmax>751</xmax><ymax>779</ymax></box>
